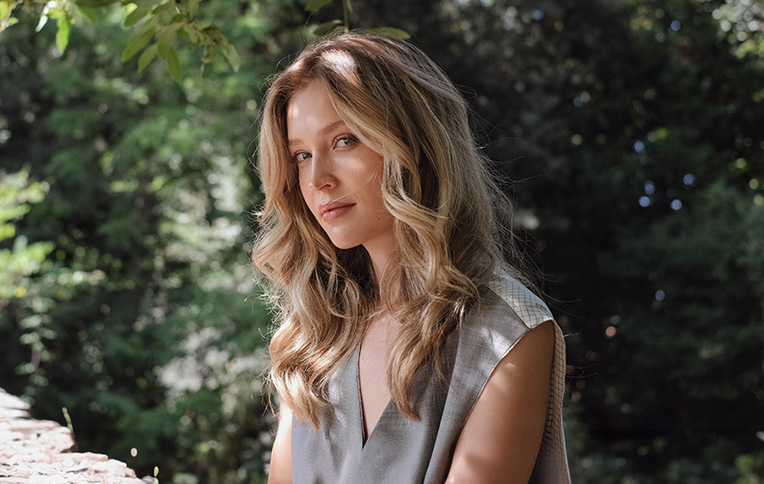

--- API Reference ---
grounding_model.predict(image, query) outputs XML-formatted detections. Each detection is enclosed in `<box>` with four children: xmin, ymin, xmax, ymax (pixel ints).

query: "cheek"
<box><xmin>296</xmin><ymin>169</ymin><xmax>308</xmax><ymax>200</ymax></box>
<box><xmin>370</xmin><ymin>166</ymin><xmax>386</xmax><ymax>203</ymax></box>
<box><xmin>297</xmin><ymin>176</ymin><xmax>318</xmax><ymax>217</ymax></box>
<box><xmin>362</xmin><ymin>153</ymin><xmax>385</xmax><ymax>193</ymax></box>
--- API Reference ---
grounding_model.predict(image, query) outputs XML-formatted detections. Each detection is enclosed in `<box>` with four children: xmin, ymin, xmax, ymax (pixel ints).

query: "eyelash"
<box><xmin>292</xmin><ymin>152</ymin><xmax>310</xmax><ymax>163</ymax></box>
<box><xmin>291</xmin><ymin>134</ymin><xmax>358</xmax><ymax>163</ymax></box>
<box><xmin>335</xmin><ymin>134</ymin><xmax>358</xmax><ymax>147</ymax></box>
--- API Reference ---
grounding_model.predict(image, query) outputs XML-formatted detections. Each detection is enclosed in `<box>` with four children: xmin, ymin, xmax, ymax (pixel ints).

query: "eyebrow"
<box><xmin>287</xmin><ymin>119</ymin><xmax>348</xmax><ymax>146</ymax></box>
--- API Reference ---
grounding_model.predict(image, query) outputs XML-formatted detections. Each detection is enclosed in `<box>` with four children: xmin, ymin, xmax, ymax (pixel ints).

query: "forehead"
<box><xmin>286</xmin><ymin>81</ymin><xmax>345</xmax><ymax>139</ymax></box>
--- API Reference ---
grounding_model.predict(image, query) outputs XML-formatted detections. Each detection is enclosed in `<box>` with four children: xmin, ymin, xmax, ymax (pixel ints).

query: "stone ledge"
<box><xmin>0</xmin><ymin>388</ymin><xmax>144</xmax><ymax>483</ymax></box>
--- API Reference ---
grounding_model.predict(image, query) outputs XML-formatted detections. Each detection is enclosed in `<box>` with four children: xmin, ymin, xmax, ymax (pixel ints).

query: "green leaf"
<box><xmin>74</xmin><ymin>0</ymin><xmax>121</xmax><ymax>7</ymax></box>
<box><xmin>0</xmin><ymin>2</ymin><xmax>9</xmax><ymax>20</ymax></box>
<box><xmin>187</xmin><ymin>0</ymin><xmax>199</xmax><ymax>18</ymax></box>
<box><xmin>0</xmin><ymin>224</ymin><xmax>15</xmax><ymax>242</ymax></box>
<box><xmin>55</xmin><ymin>13</ymin><xmax>71</xmax><ymax>53</ymax></box>
<box><xmin>305</xmin><ymin>0</ymin><xmax>333</xmax><ymax>13</ymax></box>
<box><xmin>166</xmin><ymin>47</ymin><xmax>182</xmax><ymax>84</ymax></box>
<box><xmin>138</xmin><ymin>43</ymin><xmax>157</xmax><ymax>72</ymax></box>
<box><xmin>220</xmin><ymin>41</ymin><xmax>240</xmax><ymax>72</ymax></box>
<box><xmin>122</xmin><ymin>22</ymin><xmax>155</xmax><ymax>61</ymax></box>
<box><xmin>181</xmin><ymin>24</ymin><xmax>199</xmax><ymax>43</ymax></box>
<box><xmin>124</xmin><ymin>6</ymin><xmax>150</xmax><ymax>27</ymax></box>
<box><xmin>75</xmin><ymin>6</ymin><xmax>98</xmax><ymax>23</ymax></box>
<box><xmin>132</xmin><ymin>0</ymin><xmax>159</xmax><ymax>7</ymax></box>
<box><xmin>156</xmin><ymin>23</ymin><xmax>181</xmax><ymax>59</ymax></box>
<box><xmin>364</xmin><ymin>26</ymin><xmax>410</xmax><ymax>40</ymax></box>
<box><xmin>6</xmin><ymin>16</ymin><xmax>16</xmax><ymax>26</ymax></box>
<box><xmin>312</xmin><ymin>19</ymin><xmax>344</xmax><ymax>37</ymax></box>
<box><xmin>151</xmin><ymin>2</ymin><xmax>174</xmax><ymax>18</ymax></box>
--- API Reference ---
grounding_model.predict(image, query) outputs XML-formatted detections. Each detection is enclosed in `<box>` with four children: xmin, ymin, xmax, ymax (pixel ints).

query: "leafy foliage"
<box><xmin>1</xmin><ymin>0</ymin><xmax>242</xmax><ymax>83</ymax></box>
<box><xmin>0</xmin><ymin>1</ymin><xmax>296</xmax><ymax>479</ymax></box>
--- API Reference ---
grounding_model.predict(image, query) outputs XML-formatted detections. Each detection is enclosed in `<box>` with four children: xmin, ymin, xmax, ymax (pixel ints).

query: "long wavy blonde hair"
<box><xmin>252</xmin><ymin>32</ymin><xmax>525</xmax><ymax>427</ymax></box>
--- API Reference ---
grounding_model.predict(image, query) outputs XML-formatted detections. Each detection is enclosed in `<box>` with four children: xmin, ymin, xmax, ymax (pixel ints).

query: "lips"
<box><xmin>319</xmin><ymin>201</ymin><xmax>355</xmax><ymax>222</ymax></box>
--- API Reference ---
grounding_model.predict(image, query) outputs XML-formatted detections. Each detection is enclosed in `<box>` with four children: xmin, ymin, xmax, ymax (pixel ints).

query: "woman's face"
<box><xmin>286</xmin><ymin>81</ymin><xmax>396</xmax><ymax>265</ymax></box>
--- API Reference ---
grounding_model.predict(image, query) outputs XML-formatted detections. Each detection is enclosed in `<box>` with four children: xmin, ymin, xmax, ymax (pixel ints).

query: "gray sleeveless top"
<box><xmin>291</xmin><ymin>273</ymin><xmax>571</xmax><ymax>483</ymax></box>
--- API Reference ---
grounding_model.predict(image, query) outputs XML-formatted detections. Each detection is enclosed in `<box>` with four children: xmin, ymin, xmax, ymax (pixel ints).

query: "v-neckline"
<box><xmin>354</xmin><ymin>345</ymin><xmax>394</xmax><ymax>449</ymax></box>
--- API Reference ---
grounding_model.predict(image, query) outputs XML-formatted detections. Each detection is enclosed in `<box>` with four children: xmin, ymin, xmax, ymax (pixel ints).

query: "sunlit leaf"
<box><xmin>124</xmin><ymin>6</ymin><xmax>150</xmax><ymax>27</ymax></box>
<box><xmin>0</xmin><ymin>224</ymin><xmax>15</xmax><ymax>242</ymax></box>
<box><xmin>122</xmin><ymin>22</ymin><xmax>155</xmax><ymax>61</ymax></box>
<box><xmin>55</xmin><ymin>13</ymin><xmax>71</xmax><ymax>53</ymax></box>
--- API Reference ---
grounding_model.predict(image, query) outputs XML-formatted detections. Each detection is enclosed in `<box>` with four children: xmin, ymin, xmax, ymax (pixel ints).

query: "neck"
<box><xmin>366</xmin><ymin>245</ymin><xmax>401</xmax><ymax>305</ymax></box>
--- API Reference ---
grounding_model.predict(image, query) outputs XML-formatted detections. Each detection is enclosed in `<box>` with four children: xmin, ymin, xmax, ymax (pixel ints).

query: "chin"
<box><xmin>331</xmin><ymin>241</ymin><xmax>362</xmax><ymax>251</ymax></box>
<box><xmin>324</xmin><ymin>234</ymin><xmax>362</xmax><ymax>251</ymax></box>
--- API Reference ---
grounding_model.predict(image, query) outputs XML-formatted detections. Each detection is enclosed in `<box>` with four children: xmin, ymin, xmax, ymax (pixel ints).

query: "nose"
<box><xmin>305</xmin><ymin>152</ymin><xmax>336</xmax><ymax>191</ymax></box>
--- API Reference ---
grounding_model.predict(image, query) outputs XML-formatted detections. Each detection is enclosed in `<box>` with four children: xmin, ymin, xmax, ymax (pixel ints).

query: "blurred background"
<box><xmin>1</xmin><ymin>0</ymin><xmax>763</xmax><ymax>482</ymax></box>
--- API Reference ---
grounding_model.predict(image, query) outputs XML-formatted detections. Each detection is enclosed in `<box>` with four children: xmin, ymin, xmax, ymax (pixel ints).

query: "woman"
<box><xmin>252</xmin><ymin>32</ymin><xmax>571</xmax><ymax>484</ymax></box>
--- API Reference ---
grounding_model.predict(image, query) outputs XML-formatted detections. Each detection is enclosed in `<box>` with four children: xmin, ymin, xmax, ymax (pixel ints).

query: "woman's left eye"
<box><xmin>335</xmin><ymin>135</ymin><xmax>358</xmax><ymax>148</ymax></box>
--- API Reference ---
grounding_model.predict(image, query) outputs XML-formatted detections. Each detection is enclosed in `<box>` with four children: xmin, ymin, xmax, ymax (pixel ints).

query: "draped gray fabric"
<box><xmin>291</xmin><ymin>273</ymin><xmax>571</xmax><ymax>484</ymax></box>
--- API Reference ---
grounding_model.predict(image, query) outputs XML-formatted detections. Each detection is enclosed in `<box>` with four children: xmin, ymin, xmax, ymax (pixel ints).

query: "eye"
<box><xmin>291</xmin><ymin>151</ymin><xmax>311</xmax><ymax>164</ymax></box>
<box><xmin>334</xmin><ymin>135</ymin><xmax>358</xmax><ymax>148</ymax></box>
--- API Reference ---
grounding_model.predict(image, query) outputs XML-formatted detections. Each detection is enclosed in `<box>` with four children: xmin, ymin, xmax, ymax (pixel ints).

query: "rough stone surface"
<box><xmin>0</xmin><ymin>388</ymin><xmax>145</xmax><ymax>483</ymax></box>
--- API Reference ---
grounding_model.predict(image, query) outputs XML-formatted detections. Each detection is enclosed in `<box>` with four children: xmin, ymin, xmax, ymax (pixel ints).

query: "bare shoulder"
<box><xmin>268</xmin><ymin>405</ymin><xmax>293</xmax><ymax>484</ymax></box>
<box><xmin>445</xmin><ymin>320</ymin><xmax>556</xmax><ymax>484</ymax></box>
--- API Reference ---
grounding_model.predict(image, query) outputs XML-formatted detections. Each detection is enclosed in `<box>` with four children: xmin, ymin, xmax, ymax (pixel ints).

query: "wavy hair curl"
<box><xmin>252</xmin><ymin>32</ymin><xmax>525</xmax><ymax>426</ymax></box>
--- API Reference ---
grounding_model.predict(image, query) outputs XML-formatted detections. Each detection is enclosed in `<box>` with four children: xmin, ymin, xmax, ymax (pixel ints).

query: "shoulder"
<box><xmin>444</xmin><ymin>271</ymin><xmax>556</xmax><ymax>412</ymax></box>
<box><xmin>268</xmin><ymin>405</ymin><xmax>293</xmax><ymax>484</ymax></box>
<box><xmin>450</xmin><ymin>270</ymin><xmax>554</xmax><ymax>371</ymax></box>
<box><xmin>482</xmin><ymin>270</ymin><xmax>553</xmax><ymax>330</ymax></box>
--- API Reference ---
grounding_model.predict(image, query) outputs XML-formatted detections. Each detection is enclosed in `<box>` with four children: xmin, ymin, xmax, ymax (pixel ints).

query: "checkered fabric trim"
<box><xmin>485</xmin><ymin>273</ymin><xmax>554</xmax><ymax>329</ymax></box>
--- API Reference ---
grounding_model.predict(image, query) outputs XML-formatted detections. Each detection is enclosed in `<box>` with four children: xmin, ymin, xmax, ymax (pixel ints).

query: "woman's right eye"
<box><xmin>292</xmin><ymin>152</ymin><xmax>310</xmax><ymax>163</ymax></box>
